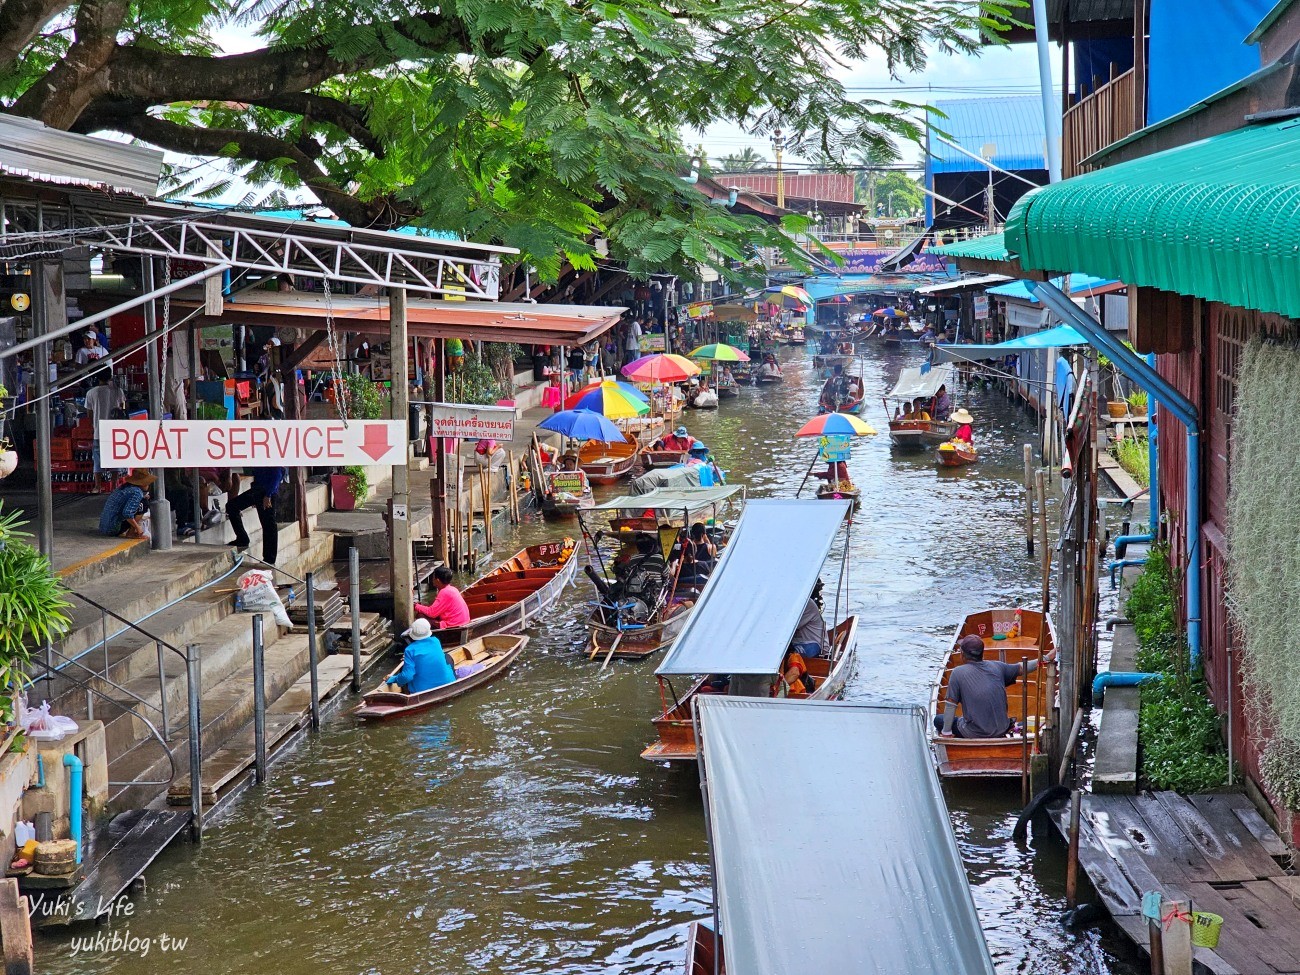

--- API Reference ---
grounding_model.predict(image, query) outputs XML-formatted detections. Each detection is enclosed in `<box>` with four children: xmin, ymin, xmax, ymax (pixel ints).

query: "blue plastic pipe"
<box><xmin>1093</xmin><ymin>671</ymin><xmax>1162</xmax><ymax>704</ymax></box>
<box><xmin>1027</xmin><ymin>282</ymin><xmax>1202</xmax><ymax>669</ymax></box>
<box><xmin>1110</xmin><ymin>557</ymin><xmax>1148</xmax><ymax>589</ymax></box>
<box><xmin>35</xmin><ymin>753</ymin><xmax>45</xmax><ymax>789</ymax></box>
<box><xmin>1115</xmin><ymin>352</ymin><xmax>1160</xmax><ymax>559</ymax></box>
<box><xmin>63</xmin><ymin>754</ymin><xmax>83</xmax><ymax>865</ymax></box>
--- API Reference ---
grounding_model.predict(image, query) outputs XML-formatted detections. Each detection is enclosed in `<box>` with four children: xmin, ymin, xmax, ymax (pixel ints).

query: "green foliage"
<box><xmin>1126</xmin><ymin>544</ymin><xmax>1177</xmax><ymax>662</ymax></box>
<box><xmin>0</xmin><ymin>0</ymin><xmax>1023</xmax><ymax>282</ymax></box>
<box><xmin>1125</xmin><ymin>544</ymin><xmax>1227</xmax><ymax>791</ymax></box>
<box><xmin>337</xmin><ymin>372</ymin><xmax>387</xmax><ymax>420</ymax></box>
<box><xmin>1127</xmin><ymin>389</ymin><xmax>1148</xmax><ymax>413</ymax></box>
<box><xmin>0</xmin><ymin>505</ymin><xmax>70</xmax><ymax>688</ymax></box>
<box><xmin>341</xmin><ymin>465</ymin><xmax>369</xmax><ymax>501</ymax></box>
<box><xmin>1226</xmin><ymin>336</ymin><xmax>1300</xmax><ymax>799</ymax></box>
<box><xmin>450</xmin><ymin>357</ymin><xmax>505</xmax><ymax>406</ymax></box>
<box><xmin>1114</xmin><ymin>436</ymin><xmax>1150</xmax><ymax>488</ymax></box>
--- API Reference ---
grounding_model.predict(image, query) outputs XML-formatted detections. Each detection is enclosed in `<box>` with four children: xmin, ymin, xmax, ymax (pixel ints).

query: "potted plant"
<box><xmin>1127</xmin><ymin>389</ymin><xmax>1148</xmax><ymax>415</ymax></box>
<box><xmin>330</xmin><ymin>465</ymin><xmax>368</xmax><ymax>512</ymax></box>
<box><xmin>0</xmin><ymin>505</ymin><xmax>71</xmax><ymax>746</ymax></box>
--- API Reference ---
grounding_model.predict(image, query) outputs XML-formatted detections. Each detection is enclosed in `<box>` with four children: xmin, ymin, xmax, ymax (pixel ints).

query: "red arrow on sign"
<box><xmin>359</xmin><ymin>423</ymin><xmax>393</xmax><ymax>461</ymax></box>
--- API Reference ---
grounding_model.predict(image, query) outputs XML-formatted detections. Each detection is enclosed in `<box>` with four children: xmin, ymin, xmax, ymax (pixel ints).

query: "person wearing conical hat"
<box><xmin>950</xmin><ymin>408</ymin><xmax>974</xmax><ymax>444</ymax></box>
<box><xmin>97</xmin><ymin>469</ymin><xmax>154</xmax><ymax>538</ymax></box>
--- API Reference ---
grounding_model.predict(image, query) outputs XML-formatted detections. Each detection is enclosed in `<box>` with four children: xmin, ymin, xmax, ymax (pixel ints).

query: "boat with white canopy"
<box><xmin>685</xmin><ymin>697</ymin><xmax>997</xmax><ymax>975</ymax></box>
<box><xmin>641</xmin><ymin>498</ymin><xmax>856</xmax><ymax>762</ymax></box>
<box><xmin>884</xmin><ymin>362</ymin><xmax>957</xmax><ymax>449</ymax></box>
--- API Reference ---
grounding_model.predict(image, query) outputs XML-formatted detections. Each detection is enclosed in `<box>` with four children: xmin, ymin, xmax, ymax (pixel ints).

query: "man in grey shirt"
<box><xmin>790</xmin><ymin>598</ymin><xmax>829</xmax><ymax>658</ymax></box>
<box><xmin>937</xmin><ymin>634</ymin><xmax>1055</xmax><ymax>739</ymax></box>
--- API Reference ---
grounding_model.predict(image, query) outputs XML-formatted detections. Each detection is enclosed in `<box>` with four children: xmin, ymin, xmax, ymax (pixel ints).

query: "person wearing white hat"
<box><xmin>74</xmin><ymin>329</ymin><xmax>107</xmax><ymax>367</ymax></box>
<box><xmin>388</xmin><ymin>617</ymin><xmax>455</xmax><ymax>694</ymax></box>
<box><xmin>950</xmin><ymin>408</ymin><xmax>974</xmax><ymax>444</ymax></box>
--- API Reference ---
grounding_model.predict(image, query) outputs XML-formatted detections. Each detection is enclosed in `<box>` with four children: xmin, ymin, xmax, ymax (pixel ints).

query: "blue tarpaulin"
<box><xmin>986</xmin><ymin>274</ymin><xmax>1118</xmax><ymax>304</ymax></box>
<box><xmin>932</xmin><ymin>324</ymin><xmax>1086</xmax><ymax>363</ymax></box>
<box><xmin>1148</xmin><ymin>0</ymin><xmax>1272</xmax><ymax>125</ymax></box>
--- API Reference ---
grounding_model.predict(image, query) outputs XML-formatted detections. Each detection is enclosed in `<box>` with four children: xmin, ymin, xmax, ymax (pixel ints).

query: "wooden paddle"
<box><xmin>599</xmin><ymin>630</ymin><xmax>624</xmax><ymax>672</ymax></box>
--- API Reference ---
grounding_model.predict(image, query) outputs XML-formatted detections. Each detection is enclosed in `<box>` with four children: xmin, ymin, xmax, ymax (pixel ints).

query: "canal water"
<box><xmin>39</xmin><ymin>342</ymin><xmax>1138</xmax><ymax>974</ymax></box>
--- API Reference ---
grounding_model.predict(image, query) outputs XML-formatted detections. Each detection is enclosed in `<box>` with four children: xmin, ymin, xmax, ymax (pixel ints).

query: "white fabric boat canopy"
<box><xmin>656</xmin><ymin>499</ymin><xmax>849</xmax><ymax>676</ymax></box>
<box><xmin>589</xmin><ymin>485</ymin><xmax>743</xmax><ymax>512</ymax></box>
<box><xmin>697</xmin><ymin>697</ymin><xmax>996</xmax><ymax>975</ymax></box>
<box><xmin>885</xmin><ymin>363</ymin><xmax>955</xmax><ymax>402</ymax></box>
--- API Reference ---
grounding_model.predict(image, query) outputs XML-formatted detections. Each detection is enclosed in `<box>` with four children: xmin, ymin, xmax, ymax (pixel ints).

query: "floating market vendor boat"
<box><xmin>936</xmin><ymin>439</ymin><xmax>977</xmax><ymax>467</ymax></box>
<box><xmin>883</xmin><ymin>363</ymin><xmax>957</xmax><ymax>449</ymax></box>
<box><xmin>354</xmin><ymin>635</ymin><xmax>529</xmax><ymax>720</ymax></box>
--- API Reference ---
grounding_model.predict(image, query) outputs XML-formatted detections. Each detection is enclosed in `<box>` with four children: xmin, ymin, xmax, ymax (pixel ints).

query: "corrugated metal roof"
<box><xmin>716</xmin><ymin>172</ymin><xmax>857</xmax><ymax>204</ymax></box>
<box><xmin>929</xmin><ymin>233</ymin><xmax>1010</xmax><ymax>262</ymax></box>
<box><xmin>1004</xmin><ymin>118</ymin><xmax>1300</xmax><ymax>319</ymax></box>
<box><xmin>929</xmin><ymin>97</ymin><xmax>1047</xmax><ymax>174</ymax></box>
<box><xmin>1049</xmin><ymin>0</ymin><xmax>1133</xmax><ymax>21</ymax></box>
<box><xmin>0</xmin><ymin>113</ymin><xmax>163</xmax><ymax>197</ymax></box>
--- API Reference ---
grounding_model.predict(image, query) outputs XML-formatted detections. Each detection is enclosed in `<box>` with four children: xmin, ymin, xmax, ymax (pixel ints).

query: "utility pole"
<box><xmin>772</xmin><ymin>128</ymin><xmax>786</xmax><ymax>208</ymax></box>
<box><xmin>1031</xmin><ymin>0</ymin><xmax>1063</xmax><ymax>183</ymax></box>
<box><xmin>388</xmin><ymin>289</ymin><xmax>414</xmax><ymax>624</ymax></box>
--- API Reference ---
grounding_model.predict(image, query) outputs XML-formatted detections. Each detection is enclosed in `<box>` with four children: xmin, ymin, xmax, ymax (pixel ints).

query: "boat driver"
<box><xmin>387</xmin><ymin>618</ymin><xmax>456</xmax><ymax>694</ymax></box>
<box><xmin>936</xmin><ymin>635</ymin><xmax>1056</xmax><ymax>739</ymax></box>
<box><xmin>656</xmin><ymin>426</ymin><xmax>695</xmax><ymax>452</ymax></box>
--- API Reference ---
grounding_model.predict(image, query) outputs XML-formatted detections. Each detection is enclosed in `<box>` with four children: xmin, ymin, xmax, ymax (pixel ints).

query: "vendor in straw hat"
<box><xmin>950</xmin><ymin>408</ymin><xmax>974</xmax><ymax>444</ymax></box>
<box><xmin>97</xmin><ymin>469</ymin><xmax>155</xmax><ymax>538</ymax></box>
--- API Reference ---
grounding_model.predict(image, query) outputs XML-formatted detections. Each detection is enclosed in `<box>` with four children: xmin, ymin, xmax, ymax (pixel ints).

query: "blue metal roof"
<box><xmin>987</xmin><ymin>274</ymin><xmax>1118</xmax><ymax>304</ymax></box>
<box><xmin>928</xmin><ymin>96</ymin><xmax>1047</xmax><ymax>174</ymax></box>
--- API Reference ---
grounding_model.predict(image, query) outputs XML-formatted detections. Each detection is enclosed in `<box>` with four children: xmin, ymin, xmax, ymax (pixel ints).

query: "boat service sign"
<box><xmin>424</xmin><ymin>401</ymin><xmax>516</xmax><ymax>441</ymax></box>
<box><xmin>99</xmin><ymin>419</ymin><xmax>408</xmax><ymax>467</ymax></box>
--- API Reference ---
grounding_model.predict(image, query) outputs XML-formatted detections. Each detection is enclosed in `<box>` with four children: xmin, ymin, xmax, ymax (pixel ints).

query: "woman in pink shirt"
<box><xmin>415</xmin><ymin>566</ymin><xmax>472</xmax><ymax>629</ymax></box>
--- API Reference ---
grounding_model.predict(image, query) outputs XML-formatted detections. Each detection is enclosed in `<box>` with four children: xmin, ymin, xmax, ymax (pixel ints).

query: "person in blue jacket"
<box><xmin>388</xmin><ymin>618</ymin><xmax>456</xmax><ymax>694</ymax></box>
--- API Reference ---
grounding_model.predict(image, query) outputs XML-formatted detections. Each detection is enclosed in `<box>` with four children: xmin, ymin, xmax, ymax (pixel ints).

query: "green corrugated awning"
<box><xmin>929</xmin><ymin>233</ymin><xmax>1010</xmax><ymax>262</ymax></box>
<box><xmin>1005</xmin><ymin>119</ymin><xmax>1300</xmax><ymax>319</ymax></box>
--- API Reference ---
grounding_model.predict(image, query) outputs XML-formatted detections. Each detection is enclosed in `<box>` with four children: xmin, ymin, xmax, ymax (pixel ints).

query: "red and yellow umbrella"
<box><xmin>622</xmin><ymin>353</ymin><xmax>701</xmax><ymax>384</ymax></box>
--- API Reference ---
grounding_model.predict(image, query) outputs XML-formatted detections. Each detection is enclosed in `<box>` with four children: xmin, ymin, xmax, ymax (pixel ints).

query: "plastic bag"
<box><xmin>21</xmin><ymin>700</ymin><xmax>78</xmax><ymax>740</ymax></box>
<box><xmin>237</xmin><ymin>570</ymin><xmax>291</xmax><ymax>628</ymax></box>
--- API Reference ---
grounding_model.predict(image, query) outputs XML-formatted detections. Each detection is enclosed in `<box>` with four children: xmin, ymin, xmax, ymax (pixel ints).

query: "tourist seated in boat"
<box><xmin>911</xmin><ymin>397</ymin><xmax>931</xmax><ymax>421</ymax></box>
<box><xmin>935</xmin><ymin>635</ymin><xmax>1056</xmax><ymax>739</ymax></box>
<box><xmin>414</xmin><ymin>566</ymin><xmax>472</xmax><ymax>629</ymax></box>
<box><xmin>388</xmin><ymin>618</ymin><xmax>455</xmax><ymax>694</ymax></box>
<box><xmin>676</xmin><ymin>522</ymin><xmax>717</xmax><ymax>586</ymax></box>
<box><xmin>819</xmin><ymin>365</ymin><xmax>848</xmax><ymax>413</ymax></box>
<box><xmin>950</xmin><ymin>408</ymin><xmax>974</xmax><ymax>444</ymax></box>
<box><xmin>654</xmin><ymin>425</ymin><xmax>694</xmax><ymax>452</ymax></box>
<box><xmin>774</xmin><ymin>650</ymin><xmax>817</xmax><ymax>696</ymax></box>
<box><xmin>790</xmin><ymin>591</ymin><xmax>829</xmax><ymax>658</ymax></box>
<box><xmin>686</xmin><ymin>442</ymin><xmax>724</xmax><ymax>485</ymax></box>
<box><xmin>720</xmin><ymin>365</ymin><xmax>736</xmax><ymax>385</ymax></box>
<box><xmin>934</xmin><ymin>384</ymin><xmax>953</xmax><ymax>421</ymax></box>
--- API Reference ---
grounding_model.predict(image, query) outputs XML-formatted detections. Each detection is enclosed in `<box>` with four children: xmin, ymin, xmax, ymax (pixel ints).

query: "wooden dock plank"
<box><xmin>1126</xmin><ymin>793</ymin><xmax>1222</xmax><ymax>884</ymax></box>
<box><xmin>1183</xmin><ymin>793</ymin><xmax>1286</xmax><ymax>879</ymax></box>
<box><xmin>1232</xmin><ymin>803</ymin><xmax>1290</xmax><ymax>858</ymax></box>
<box><xmin>1186</xmin><ymin>882</ymin><xmax>1299</xmax><ymax>974</ymax></box>
<box><xmin>1082</xmin><ymin>796</ymin><xmax>1197</xmax><ymax>893</ymax></box>
<box><xmin>1154</xmin><ymin>791</ymin><xmax>1282</xmax><ymax>882</ymax></box>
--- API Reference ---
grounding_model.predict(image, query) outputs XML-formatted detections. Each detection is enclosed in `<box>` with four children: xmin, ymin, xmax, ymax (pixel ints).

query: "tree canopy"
<box><xmin>0</xmin><ymin>0</ymin><xmax>1019</xmax><ymax>278</ymax></box>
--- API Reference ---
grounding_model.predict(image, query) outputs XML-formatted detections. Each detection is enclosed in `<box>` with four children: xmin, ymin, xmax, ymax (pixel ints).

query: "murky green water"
<box><xmin>38</xmin><ymin>343</ymin><xmax>1136</xmax><ymax>974</ymax></box>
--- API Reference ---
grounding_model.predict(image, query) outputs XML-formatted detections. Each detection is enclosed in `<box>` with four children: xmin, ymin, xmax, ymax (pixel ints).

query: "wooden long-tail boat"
<box><xmin>929</xmin><ymin>608</ymin><xmax>1057</xmax><ymax>778</ymax></box>
<box><xmin>815</xmin><ymin>480</ymin><xmax>860</xmax><ymax>506</ymax></box>
<box><xmin>888</xmin><ymin>416</ymin><xmax>958</xmax><ymax>448</ymax></box>
<box><xmin>641</xmin><ymin>615</ymin><xmax>858</xmax><ymax>762</ymax></box>
<box><xmin>353</xmin><ymin>635</ymin><xmax>529</xmax><ymax>720</ymax></box>
<box><xmin>429</xmin><ymin>539</ymin><xmax>578</xmax><ymax>644</ymax></box>
<box><xmin>936</xmin><ymin>440</ymin><xmax>977</xmax><ymax>467</ymax></box>
<box><xmin>684</xmin><ymin>922</ymin><xmax>725</xmax><ymax>975</ymax></box>
<box><xmin>642</xmin><ymin>447</ymin><xmax>690</xmax><ymax>469</ymax></box>
<box><xmin>577</xmin><ymin>438</ymin><xmax>641</xmax><ymax>484</ymax></box>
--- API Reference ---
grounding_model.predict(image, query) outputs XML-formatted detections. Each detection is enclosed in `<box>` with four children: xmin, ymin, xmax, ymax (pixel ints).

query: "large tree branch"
<box><xmin>83</xmin><ymin>106</ymin><xmax>417</xmax><ymax>228</ymax></box>
<box><xmin>249</xmin><ymin>92</ymin><xmax>386</xmax><ymax>158</ymax></box>
<box><xmin>0</xmin><ymin>0</ymin><xmax>68</xmax><ymax>71</ymax></box>
<box><xmin>10</xmin><ymin>0</ymin><xmax>129</xmax><ymax>127</ymax></box>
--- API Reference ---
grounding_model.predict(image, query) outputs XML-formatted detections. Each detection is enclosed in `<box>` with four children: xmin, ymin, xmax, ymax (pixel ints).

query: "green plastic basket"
<box><xmin>1191</xmin><ymin>911</ymin><xmax>1223</xmax><ymax>948</ymax></box>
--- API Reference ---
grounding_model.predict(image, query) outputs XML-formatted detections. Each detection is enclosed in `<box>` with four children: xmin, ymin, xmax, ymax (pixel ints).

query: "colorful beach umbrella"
<box><xmin>623</xmin><ymin>353</ymin><xmax>701</xmax><ymax>383</ymax></box>
<box><xmin>687</xmin><ymin>343</ymin><xmax>751</xmax><ymax>362</ymax></box>
<box><xmin>763</xmin><ymin>284</ymin><xmax>814</xmax><ymax>310</ymax></box>
<box><xmin>564</xmin><ymin>380</ymin><xmax>649</xmax><ymax>418</ymax></box>
<box><xmin>796</xmin><ymin>412</ymin><xmax>877</xmax><ymax>437</ymax></box>
<box><xmin>538</xmin><ymin>409</ymin><xmax>628</xmax><ymax>442</ymax></box>
<box><xmin>872</xmin><ymin>306</ymin><xmax>899</xmax><ymax>318</ymax></box>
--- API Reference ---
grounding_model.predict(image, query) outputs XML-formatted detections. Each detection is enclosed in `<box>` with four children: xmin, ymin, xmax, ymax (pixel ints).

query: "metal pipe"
<box><xmin>156</xmin><ymin>641</ymin><xmax>169</xmax><ymax>740</ymax></box>
<box><xmin>33</xmin><ymin>263</ymin><xmax>53</xmax><ymax>559</ymax></box>
<box><xmin>306</xmin><ymin>570</ymin><xmax>321</xmax><ymax>731</ymax></box>
<box><xmin>1</xmin><ymin>264</ymin><xmax>231</xmax><ymax>362</ymax></box>
<box><xmin>1057</xmin><ymin>707</ymin><xmax>1086</xmax><ymax>784</ymax></box>
<box><xmin>349</xmin><ymin>546</ymin><xmax>362</xmax><ymax>692</ymax></box>
<box><xmin>1092</xmin><ymin>671</ymin><xmax>1162</xmax><ymax>704</ymax></box>
<box><xmin>252</xmin><ymin>614</ymin><xmax>266</xmax><ymax>784</ymax></box>
<box><xmin>1110</xmin><ymin>557</ymin><xmax>1148</xmax><ymax>588</ymax></box>
<box><xmin>186</xmin><ymin>643</ymin><xmax>203</xmax><ymax>842</ymax></box>
<box><xmin>141</xmin><ymin>258</ymin><xmax>173</xmax><ymax>551</ymax></box>
<box><xmin>62</xmin><ymin>754</ymin><xmax>84</xmax><ymax>864</ymax></box>
<box><xmin>1030</xmin><ymin>0</ymin><xmax>1063</xmax><ymax>183</ymax></box>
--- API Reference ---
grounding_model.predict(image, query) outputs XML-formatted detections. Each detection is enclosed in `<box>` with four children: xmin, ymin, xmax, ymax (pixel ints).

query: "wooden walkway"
<box><xmin>1063</xmin><ymin>791</ymin><xmax>1300</xmax><ymax>974</ymax></box>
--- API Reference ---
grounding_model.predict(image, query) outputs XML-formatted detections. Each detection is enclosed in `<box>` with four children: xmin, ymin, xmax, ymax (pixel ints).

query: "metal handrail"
<box><xmin>238</xmin><ymin>551</ymin><xmax>307</xmax><ymax>588</ymax></box>
<box><xmin>27</xmin><ymin>658</ymin><xmax>178</xmax><ymax>788</ymax></box>
<box><xmin>43</xmin><ymin>642</ymin><xmax>164</xmax><ymax>720</ymax></box>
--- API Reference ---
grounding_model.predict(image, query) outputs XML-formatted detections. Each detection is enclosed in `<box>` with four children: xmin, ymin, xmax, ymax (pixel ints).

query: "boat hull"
<box><xmin>642</xmin><ymin>616</ymin><xmax>859</xmax><ymax>762</ymax></box>
<box><xmin>929</xmin><ymin>609</ymin><xmax>1058</xmax><ymax>778</ymax></box>
<box><xmin>430</xmin><ymin>542</ymin><xmax>578</xmax><ymax>643</ymax></box>
<box><xmin>684</xmin><ymin>922</ymin><xmax>726</xmax><ymax>975</ymax></box>
<box><xmin>354</xmin><ymin>635</ymin><xmax>529</xmax><ymax>720</ymax></box>
<box><xmin>936</xmin><ymin>442</ymin><xmax>977</xmax><ymax>467</ymax></box>
<box><xmin>577</xmin><ymin>439</ymin><xmax>641</xmax><ymax>484</ymax></box>
<box><xmin>588</xmin><ymin>600</ymin><xmax>693</xmax><ymax>660</ymax></box>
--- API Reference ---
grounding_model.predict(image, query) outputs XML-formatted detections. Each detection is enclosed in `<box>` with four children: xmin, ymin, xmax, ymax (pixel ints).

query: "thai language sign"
<box><xmin>424</xmin><ymin>401</ymin><xmax>515</xmax><ymax>441</ymax></box>
<box><xmin>100</xmin><ymin>419</ymin><xmax>407</xmax><ymax>467</ymax></box>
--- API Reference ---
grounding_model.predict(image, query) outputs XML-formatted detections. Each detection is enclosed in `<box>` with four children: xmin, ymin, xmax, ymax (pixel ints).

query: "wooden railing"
<box><xmin>1063</xmin><ymin>68</ymin><xmax>1138</xmax><ymax>178</ymax></box>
